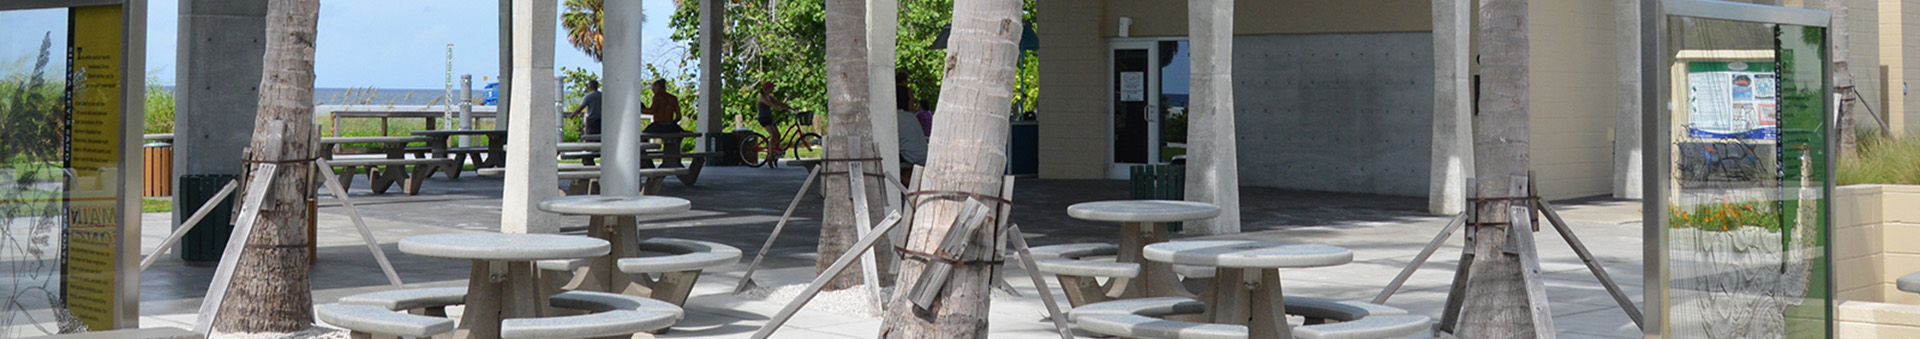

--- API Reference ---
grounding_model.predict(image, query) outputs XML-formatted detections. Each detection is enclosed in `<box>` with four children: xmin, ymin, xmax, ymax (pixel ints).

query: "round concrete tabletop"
<box><xmin>538</xmin><ymin>195</ymin><xmax>692</xmax><ymax>216</ymax></box>
<box><xmin>400</xmin><ymin>233</ymin><xmax>610</xmax><ymax>261</ymax></box>
<box><xmin>1067</xmin><ymin>200</ymin><xmax>1221</xmax><ymax>223</ymax></box>
<box><xmin>1142</xmin><ymin>240</ymin><xmax>1352</xmax><ymax>269</ymax></box>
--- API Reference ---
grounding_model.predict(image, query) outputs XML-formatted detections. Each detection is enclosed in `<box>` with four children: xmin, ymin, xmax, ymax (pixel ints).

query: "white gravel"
<box><xmin>738</xmin><ymin>284</ymin><xmax>894</xmax><ymax>318</ymax></box>
<box><xmin>210</xmin><ymin>327</ymin><xmax>346</xmax><ymax>339</ymax></box>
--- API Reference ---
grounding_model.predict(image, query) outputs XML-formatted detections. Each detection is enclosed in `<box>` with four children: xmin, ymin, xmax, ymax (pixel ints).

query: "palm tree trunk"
<box><xmin>213</xmin><ymin>0</ymin><xmax>319</xmax><ymax>333</ymax></box>
<box><xmin>1456</xmin><ymin>0</ymin><xmax>1542</xmax><ymax>336</ymax></box>
<box><xmin>878</xmin><ymin>0</ymin><xmax>1023</xmax><ymax>337</ymax></box>
<box><xmin>820</xmin><ymin>0</ymin><xmax>890</xmax><ymax>291</ymax></box>
<box><xmin>1827</xmin><ymin>0</ymin><xmax>1857</xmax><ymax>154</ymax></box>
<box><xmin>1185</xmin><ymin>0</ymin><xmax>1240</xmax><ymax>235</ymax></box>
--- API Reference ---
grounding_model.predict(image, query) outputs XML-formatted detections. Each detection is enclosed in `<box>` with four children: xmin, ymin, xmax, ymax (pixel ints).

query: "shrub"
<box><xmin>1839</xmin><ymin>131</ymin><xmax>1920</xmax><ymax>185</ymax></box>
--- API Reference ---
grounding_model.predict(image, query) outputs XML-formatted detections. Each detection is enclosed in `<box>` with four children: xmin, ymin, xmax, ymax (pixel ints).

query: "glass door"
<box><xmin>1651</xmin><ymin>1</ymin><xmax>1833</xmax><ymax>338</ymax></box>
<box><xmin>1110</xmin><ymin>41</ymin><xmax>1159</xmax><ymax>177</ymax></box>
<box><xmin>1157</xmin><ymin>40</ymin><xmax>1191</xmax><ymax>163</ymax></box>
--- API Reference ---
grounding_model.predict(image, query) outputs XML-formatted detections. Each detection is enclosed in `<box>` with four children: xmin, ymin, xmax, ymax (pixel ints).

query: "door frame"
<box><xmin>1105</xmin><ymin>38</ymin><xmax>1182</xmax><ymax>179</ymax></box>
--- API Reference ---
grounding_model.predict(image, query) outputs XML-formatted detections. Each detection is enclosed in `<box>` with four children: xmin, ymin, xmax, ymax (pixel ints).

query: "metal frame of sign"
<box><xmin>1643</xmin><ymin>0</ymin><xmax>1833</xmax><ymax>338</ymax></box>
<box><xmin>2</xmin><ymin>0</ymin><xmax>145</xmax><ymax>330</ymax></box>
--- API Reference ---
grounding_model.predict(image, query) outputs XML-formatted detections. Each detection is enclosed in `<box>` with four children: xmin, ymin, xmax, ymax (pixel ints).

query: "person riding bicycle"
<box><xmin>756</xmin><ymin>81</ymin><xmax>795</xmax><ymax>166</ymax></box>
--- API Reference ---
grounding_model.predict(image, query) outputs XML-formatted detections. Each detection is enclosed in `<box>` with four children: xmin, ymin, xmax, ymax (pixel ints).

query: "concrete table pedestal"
<box><xmin>1143</xmin><ymin>240</ymin><xmax>1353</xmax><ymax>339</ymax></box>
<box><xmin>538</xmin><ymin>195</ymin><xmax>692</xmax><ymax>297</ymax></box>
<box><xmin>1067</xmin><ymin>200</ymin><xmax>1221</xmax><ymax>299</ymax></box>
<box><xmin>399</xmin><ymin>233</ymin><xmax>610</xmax><ymax>339</ymax></box>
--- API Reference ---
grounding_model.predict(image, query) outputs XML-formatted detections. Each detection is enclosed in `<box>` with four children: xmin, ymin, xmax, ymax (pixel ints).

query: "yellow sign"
<box><xmin>64</xmin><ymin>5</ymin><xmax>123</xmax><ymax>331</ymax></box>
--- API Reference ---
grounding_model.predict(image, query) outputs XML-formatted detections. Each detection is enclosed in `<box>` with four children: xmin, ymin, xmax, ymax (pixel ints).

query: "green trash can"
<box><xmin>177</xmin><ymin>174</ymin><xmax>238</xmax><ymax>262</ymax></box>
<box><xmin>1129</xmin><ymin>164</ymin><xmax>1185</xmax><ymax>233</ymax></box>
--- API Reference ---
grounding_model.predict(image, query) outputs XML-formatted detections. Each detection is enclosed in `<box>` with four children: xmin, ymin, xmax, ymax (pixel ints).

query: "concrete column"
<box><xmin>696</xmin><ymin>0</ymin><xmax>726</xmax><ymax>150</ymax></box>
<box><xmin>498</xmin><ymin>0</ymin><xmax>513</xmax><ymax>126</ymax></box>
<box><xmin>868</xmin><ymin>0</ymin><xmax>901</xmax><ymax>209</ymax></box>
<box><xmin>602</xmin><ymin>0</ymin><xmax>644</xmax><ymax>196</ymax></box>
<box><xmin>502</xmin><ymin>0</ymin><xmax>559</xmax><ymax>234</ymax></box>
<box><xmin>1428</xmin><ymin>0</ymin><xmax>1473</xmax><ymax>215</ymax></box>
<box><xmin>1614</xmin><ymin>0</ymin><xmax>1644</xmax><ymax>199</ymax></box>
<box><xmin>172</xmin><ymin>0</ymin><xmax>267</xmax><ymax>221</ymax></box>
<box><xmin>1185</xmin><ymin>0</ymin><xmax>1241</xmax><ymax>234</ymax></box>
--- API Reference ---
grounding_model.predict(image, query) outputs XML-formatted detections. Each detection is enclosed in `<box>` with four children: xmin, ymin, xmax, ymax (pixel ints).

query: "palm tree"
<box><xmin>561</xmin><ymin>0</ymin><xmax>618</xmax><ymax>62</ymax></box>
<box><xmin>878</xmin><ymin>0</ymin><xmax>1024</xmax><ymax>336</ymax></box>
<box><xmin>818</xmin><ymin>0</ymin><xmax>889</xmax><ymax>292</ymax></box>
<box><xmin>214</xmin><ymin>0</ymin><xmax>320</xmax><ymax>333</ymax></box>
<box><xmin>1452</xmin><ymin>0</ymin><xmax>1548</xmax><ymax>336</ymax></box>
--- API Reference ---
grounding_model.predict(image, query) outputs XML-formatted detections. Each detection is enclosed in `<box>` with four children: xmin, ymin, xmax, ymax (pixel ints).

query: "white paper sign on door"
<box><xmin>1120</xmin><ymin>71</ymin><xmax>1145</xmax><ymax>102</ymax></box>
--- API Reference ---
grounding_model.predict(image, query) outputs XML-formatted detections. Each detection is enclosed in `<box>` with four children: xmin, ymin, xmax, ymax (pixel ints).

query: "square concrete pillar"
<box><xmin>502</xmin><ymin>0</ymin><xmax>559</xmax><ymax>234</ymax></box>
<box><xmin>172</xmin><ymin>0</ymin><xmax>267</xmax><ymax>222</ymax></box>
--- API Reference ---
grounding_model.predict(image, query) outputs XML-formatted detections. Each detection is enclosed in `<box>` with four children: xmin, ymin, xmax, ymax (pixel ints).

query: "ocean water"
<box><xmin>158</xmin><ymin>86</ymin><xmax>477</xmax><ymax>106</ymax></box>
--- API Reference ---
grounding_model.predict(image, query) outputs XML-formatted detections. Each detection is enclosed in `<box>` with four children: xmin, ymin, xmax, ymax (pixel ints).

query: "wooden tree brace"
<box><xmin>907</xmin><ymin>198</ymin><xmax>994</xmax><ymax>311</ymax></box>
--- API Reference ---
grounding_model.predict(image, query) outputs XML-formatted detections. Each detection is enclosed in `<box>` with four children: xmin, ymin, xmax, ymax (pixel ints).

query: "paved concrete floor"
<box><xmin>134</xmin><ymin>166</ymin><xmax>1645</xmax><ymax>338</ymax></box>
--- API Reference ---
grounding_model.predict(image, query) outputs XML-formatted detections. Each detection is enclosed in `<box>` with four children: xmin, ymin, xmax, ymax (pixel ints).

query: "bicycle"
<box><xmin>738</xmin><ymin>111</ymin><xmax>824</xmax><ymax>168</ymax></box>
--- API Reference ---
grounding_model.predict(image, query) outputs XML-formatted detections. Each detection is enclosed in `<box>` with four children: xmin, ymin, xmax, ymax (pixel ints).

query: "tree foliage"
<box><xmin>562</xmin><ymin>0</ymin><xmax>607</xmax><ymax>62</ymax></box>
<box><xmin>667</xmin><ymin>0</ymin><xmax>1037</xmax><ymax>124</ymax></box>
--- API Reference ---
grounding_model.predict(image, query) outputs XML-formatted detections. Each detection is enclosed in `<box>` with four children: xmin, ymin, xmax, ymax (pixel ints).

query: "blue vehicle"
<box><xmin>481</xmin><ymin>82</ymin><xmax>501</xmax><ymax>105</ymax></box>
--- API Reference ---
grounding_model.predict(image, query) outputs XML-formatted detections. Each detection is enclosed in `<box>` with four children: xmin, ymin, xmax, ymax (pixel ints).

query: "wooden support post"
<box><xmin>908</xmin><ymin>199</ymin><xmax>993</xmax><ymax>310</ymax></box>
<box><xmin>735</xmin><ymin>165</ymin><xmax>824</xmax><ymax>294</ymax></box>
<box><xmin>141</xmin><ymin>179</ymin><xmax>240</xmax><ymax>271</ymax></box>
<box><xmin>754</xmin><ymin>212</ymin><xmax>905</xmax><ymax>339</ymax></box>
<box><xmin>1373</xmin><ymin>213</ymin><xmax>1467</xmax><ymax>304</ymax></box>
<box><xmin>315</xmin><ymin>158</ymin><xmax>405</xmax><ymax>287</ymax></box>
<box><xmin>848</xmin><ymin>161</ymin><xmax>885</xmax><ymax>309</ymax></box>
<box><xmin>193</xmin><ymin>163</ymin><xmax>280</xmax><ymax>334</ymax></box>
<box><xmin>1538</xmin><ymin>199</ymin><xmax>1643</xmax><ymax>328</ymax></box>
<box><xmin>1006</xmin><ymin>224</ymin><xmax>1076</xmax><ymax>339</ymax></box>
<box><xmin>1508</xmin><ymin>204</ymin><xmax>1556</xmax><ymax>337</ymax></box>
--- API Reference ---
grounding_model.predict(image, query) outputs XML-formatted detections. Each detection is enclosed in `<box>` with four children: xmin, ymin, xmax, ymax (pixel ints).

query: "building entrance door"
<box><xmin>1109</xmin><ymin>40</ymin><xmax>1190</xmax><ymax>178</ymax></box>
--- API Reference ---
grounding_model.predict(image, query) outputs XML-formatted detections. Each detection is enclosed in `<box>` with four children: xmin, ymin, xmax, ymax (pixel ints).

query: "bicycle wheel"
<box><xmin>738</xmin><ymin>133</ymin><xmax>770</xmax><ymax>168</ymax></box>
<box><xmin>795</xmin><ymin>133</ymin><xmax>824</xmax><ymax>158</ymax></box>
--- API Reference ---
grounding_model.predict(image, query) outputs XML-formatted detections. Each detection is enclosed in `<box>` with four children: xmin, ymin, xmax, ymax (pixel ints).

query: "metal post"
<box><xmin>460</xmin><ymin>74</ymin><xmax>474</xmax><ymax>147</ymax></box>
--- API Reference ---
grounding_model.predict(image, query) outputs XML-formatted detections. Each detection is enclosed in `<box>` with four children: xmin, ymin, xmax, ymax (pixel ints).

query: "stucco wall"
<box><xmin>1037</xmin><ymin>0</ymin><xmax>1110</xmax><ymax>179</ymax></box>
<box><xmin>1835</xmin><ymin>185</ymin><xmax>1920</xmax><ymax>305</ymax></box>
<box><xmin>1100</xmin><ymin>0</ymin><xmax>1432</xmax><ymax>38</ymax></box>
<box><xmin>1529</xmin><ymin>0</ymin><xmax>1622</xmax><ymax>199</ymax></box>
<box><xmin>1233</xmin><ymin>33</ymin><xmax>1436</xmax><ymax>196</ymax></box>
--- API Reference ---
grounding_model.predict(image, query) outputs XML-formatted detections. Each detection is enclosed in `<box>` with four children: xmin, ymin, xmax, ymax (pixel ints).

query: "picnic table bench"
<box><xmin>410</xmin><ymin>129</ymin><xmax>509</xmax><ymax>177</ymax></box>
<box><xmin>581</xmin><ymin>132</ymin><xmax>721</xmax><ymax>186</ymax></box>
<box><xmin>320</xmin><ymin>136</ymin><xmax>454</xmax><ymax>195</ymax></box>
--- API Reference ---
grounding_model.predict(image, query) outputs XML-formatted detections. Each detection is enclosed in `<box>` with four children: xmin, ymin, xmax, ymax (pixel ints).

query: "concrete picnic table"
<box><xmin>1066</xmin><ymin>200</ymin><xmax>1221</xmax><ymax>298</ymax></box>
<box><xmin>398</xmin><ymin>233</ymin><xmax>609</xmax><ymax>339</ymax></box>
<box><xmin>1142</xmin><ymin>240</ymin><xmax>1353</xmax><ymax>338</ymax></box>
<box><xmin>412</xmin><ymin>129</ymin><xmax>508</xmax><ymax>173</ymax></box>
<box><xmin>537</xmin><ymin>195</ymin><xmax>692</xmax><ymax>296</ymax></box>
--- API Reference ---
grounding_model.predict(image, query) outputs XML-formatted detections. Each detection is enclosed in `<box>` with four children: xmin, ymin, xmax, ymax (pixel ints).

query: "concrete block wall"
<box><xmin>1835</xmin><ymin>185</ymin><xmax>1920</xmax><ymax>305</ymax></box>
<box><xmin>1036</xmin><ymin>0</ymin><xmax>1111</xmax><ymax>179</ymax></box>
<box><xmin>1839</xmin><ymin>300</ymin><xmax>1920</xmax><ymax>337</ymax></box>
<box><xmin>1232</xmin><ymin>33</ymin><xmax>1434</xmax><ymax>196</ymax></box>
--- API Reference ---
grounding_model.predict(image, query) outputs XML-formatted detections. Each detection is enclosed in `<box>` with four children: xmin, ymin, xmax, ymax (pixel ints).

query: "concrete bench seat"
<box><xmin>611</xmin><ymin>238</ymin><xmax>742</xmax><ymax>306</ymax></box>
<box><xmin>317</xmin><ymin>303</ymin><xmax>456</xmax><ymax>339</ymax></box>
<box><xmin>1034</xmin><ymin>258</ymin><xmax>1140</xmax><ymax>278</ymax></box>
<box><xmin>1068</xmin><ymin>297</ymin><xmax>1430</xmax><ymax>339</ymax></box>
<box><xmin>500</xmin><ymin>291</ymin><xmax>682</xmax><ymax>338</ymax></box>
<box><xmin>1028</xmin><ymin>243</ymin><xmax>1118</xmax><ymax>259</ymax></box>
<box><xmin>1069</xmin><ymin>297</ymin><xmax>1242</xmax><ymax>339</ymax></box>
<box><xmin>1899</xmin><ymin>271</ymin><xmax>1920</xmax><ymax>294</ymax></box>
<box><xmin>329</xmin><ymin>157</ymin><xmax>457</xmax><ymax>195</ymax></box>
<box><xmin>336</xmin><ymin>287</ymin><xmax>467</xmax><ymax>315</ymax></box>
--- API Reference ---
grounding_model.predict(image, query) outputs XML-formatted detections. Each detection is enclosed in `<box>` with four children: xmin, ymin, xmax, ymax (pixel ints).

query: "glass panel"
<box><xmin>0</xmin><ymin>7</ymin><xmax>77</xmax><ymax>337</ymax></box>
<box><xmin>1663</xmin><ymin>16</ymin><xmax>1830</xmax><ymax>339</ymax></box>
<box><xmin>1158</xmin><ymin>41</ymin><xmax>1190</xmax><ymax>163</ymax></box>
<box><xmin>1113</xmin><ymin>48</ymin><xmax>1150</xmax><ymax>164</ymax></box>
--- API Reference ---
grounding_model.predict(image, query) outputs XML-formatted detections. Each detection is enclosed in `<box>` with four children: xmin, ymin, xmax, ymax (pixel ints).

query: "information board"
<box><xmin>1686</xmin><ymin>61</ymin><xmax>1778</xmax><ymax>140</ymax></box>
<box><xmin>62</xmin><ymin>5</ymin><xmax>124</xmax><ymax>331</ymax></box>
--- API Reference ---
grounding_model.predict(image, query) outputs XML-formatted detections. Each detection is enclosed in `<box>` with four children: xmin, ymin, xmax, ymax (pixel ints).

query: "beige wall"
<box><xmin>1884</xmin><ymin>0</ymin><xmax>1920</xmax><ymax>134</ymax></box>
<box><xmin>1037</xmin><ymin>0</ymin><xmax>1110</xmax><ymax>179</ymax></box>
<box><xmin>1099</xmin><ymin>0</ymin><xmax>1431</xmax><ymax>38</ymax></box>
<box><xmin>1529</xmin><ymin>0</ymin><xmax>1621</xmax><ymax>199</ymax></box>
<box><xmin>1836</xmin><ymin>185</ymin><xmax>1920</xmax><ymax>304</ymax></box>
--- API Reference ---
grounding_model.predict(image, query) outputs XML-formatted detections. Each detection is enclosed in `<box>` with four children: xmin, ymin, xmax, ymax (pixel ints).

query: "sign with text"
<box><xmin>63</xmin><ymin>5</ymin><xmax>124</xmax><ymax>331</ymax></box>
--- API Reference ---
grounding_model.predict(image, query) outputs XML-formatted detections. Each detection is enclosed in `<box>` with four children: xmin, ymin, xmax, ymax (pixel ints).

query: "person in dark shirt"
<box><xmin>641</xmin><ymin>79</ymin><xmax>683</xmax><ymax>133</ymax></box>
<box><xmin>567</xmin><ymin>80</ymin><xmax>603</xmax><ymax>137</ymax></box>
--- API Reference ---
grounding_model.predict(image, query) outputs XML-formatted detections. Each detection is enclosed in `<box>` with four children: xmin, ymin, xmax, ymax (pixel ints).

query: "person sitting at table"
<box><xmin>897</xmin><ymin>82</ymin><xmax>929</xmax><ymax>184</ymax></box>
<box><xmin>566</xmin><ymin>80</ymin><xmax>603</xmax><ymax>137</ymax></box>
<box><xmin>641</xmin><ymin>79</ymin><xmax>683</xmax><ymax>134</ymax></box>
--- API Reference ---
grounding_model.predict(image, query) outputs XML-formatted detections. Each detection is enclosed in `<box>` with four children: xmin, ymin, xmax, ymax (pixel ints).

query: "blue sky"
<box><xmin>143</xmin><ymin>0</ymin><xmax>682</xmax><ymax>89</ymax></box>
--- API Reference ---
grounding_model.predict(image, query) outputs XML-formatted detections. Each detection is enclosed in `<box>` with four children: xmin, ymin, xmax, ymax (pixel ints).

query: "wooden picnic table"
<box><xmin>537</xmin><ymin>195</ymin><xmax>692</xmax><ymax>297</ymax></box>
<box><xmin>1065</xmin><ymin>200</ymin><xmax>1221</xmax><ymax>299</ymax></box>
<box><xmin>319</xmin><ymin>136</ymin><xmax>428</xmax><ymax>159</ymax></box>
<box><xmin>398</xmin><ymin>233</ymin><xmax>609</xmax><ymax>339</ymax></box>
<box><xmin>1142</xmin><ymin>240</ymin><xmax>1353</xmax><ymax>338</ymax></box>
<box><xmin>412</xmin><ymin>129</ymin><xmax>509</xmax><ymax>177</ymax></box>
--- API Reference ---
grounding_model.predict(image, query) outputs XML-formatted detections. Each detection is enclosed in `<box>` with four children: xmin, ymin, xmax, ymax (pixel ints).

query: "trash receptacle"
<box><xmin>714</xmin><ymin>129</ymin><xmax>752</xmax><ymax>167</ymax></box>
<box><xmin>1129</xmin><ymin>164</ymin><xmax>1185</xmax><ymax>232</ymax></box>
<box><xmin>143</xmin><ymin>142</ymin><xmax>173</xmax><ymax>197</ymax></box>
<box><xmin>177</xmin><ymin>174</ymin><xmax>238</xmax><ymax>263</ymax></box>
